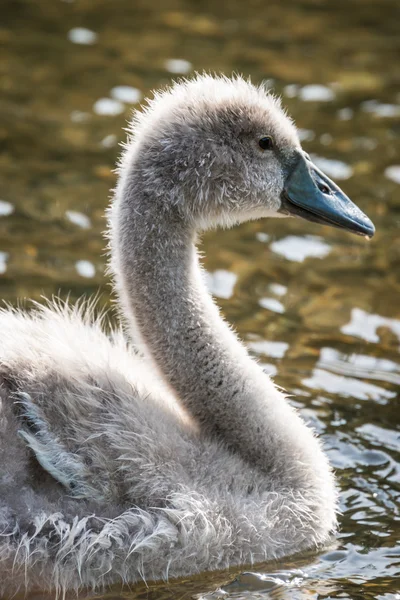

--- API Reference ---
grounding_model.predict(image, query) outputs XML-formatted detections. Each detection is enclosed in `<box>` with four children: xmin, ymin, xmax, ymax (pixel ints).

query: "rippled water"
<box><xmin>1</xmin><ymin>0</ymin><xmax>399</xmax><ymax>598</ymax></box>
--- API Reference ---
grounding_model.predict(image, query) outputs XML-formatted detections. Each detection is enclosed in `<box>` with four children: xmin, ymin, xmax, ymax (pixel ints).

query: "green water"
<box><xmin>1</xmin><ymin>0</ymin><xmax>399</xmax><ymax>598</ymax></box>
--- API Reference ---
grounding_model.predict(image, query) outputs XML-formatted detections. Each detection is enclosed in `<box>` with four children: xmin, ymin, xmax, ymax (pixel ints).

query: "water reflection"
<box><xmin>165</xmin><ymin>58</ymin><xmax>193</xmax><ymax>74</ymax></box>
<box><xmin>110</xmin><ymin>86</ymin><xmax>142</xmax><ymax>104</ymax></box>
<box><xmin>93</xmin><ymin>98</ymin><xmax>125</xmax><ymax>116</ymax></box>
<box><xmin>385</xmin><ymin>165</ymin><xmax>400</xmax><ymax>184</ymax></box>
<box><xmin>0</xmin><ymin>200</ymin><xmax>14</xmax><ymax>217</ymax></box>
<box><xmin>0</xmin><ymin>253</ymin><xmax>8</xmax><ymax>275</ymax></box>
<box><xmin>268</xmin><ymin>283</ymin><xmax>287</xmax><ymax>296</ymax></box>
<box><xmin>68</xmin><ymin>27</ymin><xmax>98</xmax><ymax>46</ymax></box>
<box><xmin>259</xmin><ymin>296</ymin><xmax>285</xmax><ymax>313</ymax></box>
<box><xmin>318</xmin><ymin>347</ymin><xmax>400</xmax><ymax>386</ymax></box>
<box><xmin>75</xmin><ymin>259</ymin><xmax>96</xmax><ymax>278</ymax></box>
<box><xmin>66</xmin><ymin>210</ymin><xmax>92</xmax><ymax>229</ymax></box>
<box><xmin>1</xmin><ymin>0</ymin><xmax>399</xmax><ymax>597</ymax></box>
<box><xmin>302</xmin><ymin>367</ymin><xmax>395</xmax><ymax>403</ymax></box>
<box><xmin>270</xmin><ymin>235</ymin><xmax>331</xmax><ymax>262</ymax></box>
<box><xmin>205</xmin><ymin>270</ymin><xmax>238</xmax><ymax>299</ymax></box>
<box><xmin>341</xmin><ymin>308</ymin><xmax>400</xmax><ymax>345</ymax></box>
<box><xmin>297</xmin><ymin>84</ymin><xmax>335</xmax><ymax>102</ymax></box>
<box><xmin>361</xmin><ymin>100</ymin><xmax>400</xmax><ymax>119</ymax></box>
<box><xmin>248</xmin><ymin>340</ymin><xmax>289</xmax><ymax>359</ymax></box>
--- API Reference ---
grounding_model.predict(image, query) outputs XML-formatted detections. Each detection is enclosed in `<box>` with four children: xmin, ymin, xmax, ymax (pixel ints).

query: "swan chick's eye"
<box><xmin>258</xmin><ymin>136</ymin><xmax>274</xmax><ymax>151</ymax></box>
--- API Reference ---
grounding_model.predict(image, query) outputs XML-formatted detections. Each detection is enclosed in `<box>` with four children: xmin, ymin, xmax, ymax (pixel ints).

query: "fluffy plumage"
<box><xmin>0</xmin><ymin>75</ymin><xmax>337</xmax><ymax>597</ymax></box>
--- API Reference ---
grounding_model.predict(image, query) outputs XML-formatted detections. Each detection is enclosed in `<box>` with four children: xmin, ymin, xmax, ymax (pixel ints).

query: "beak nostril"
<box><xmin>318</xmin><ymin>182</ymin><xmax>331</xmax><ymax>195</ymax></box>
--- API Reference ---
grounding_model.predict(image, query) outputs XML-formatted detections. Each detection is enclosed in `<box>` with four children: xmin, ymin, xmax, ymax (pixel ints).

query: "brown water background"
<box><xmin>1</xmin><ymin>0</ymin><xmax>400</xmax><ymax>598</ymax></box>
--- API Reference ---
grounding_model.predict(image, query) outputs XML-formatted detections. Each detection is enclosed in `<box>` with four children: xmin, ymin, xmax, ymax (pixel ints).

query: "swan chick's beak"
<box><xmin>279</xmin><ymin>152</ymin><xmax>375</xmax><ymax>238</ymax></box>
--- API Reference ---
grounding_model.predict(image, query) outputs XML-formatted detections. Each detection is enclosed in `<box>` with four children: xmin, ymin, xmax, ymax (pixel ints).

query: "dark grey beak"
<box><xmin>280</xmin><ymin>153</ymin><xmax>375</xmax><ymax>238</ymax></box>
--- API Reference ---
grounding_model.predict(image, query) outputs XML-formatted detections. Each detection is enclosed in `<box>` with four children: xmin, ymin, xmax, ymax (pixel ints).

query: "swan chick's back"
<box><xmin>0</xmin><ymin>301</ymin><xmax>334</xmax><ymax>595</ymax></box>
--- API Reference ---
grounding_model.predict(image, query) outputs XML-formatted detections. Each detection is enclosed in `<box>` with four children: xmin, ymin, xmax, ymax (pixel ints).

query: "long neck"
<box><xmin>110</xmin><ymin>182</ymin><xmax>325</xmax><ymax>477</ymax></box>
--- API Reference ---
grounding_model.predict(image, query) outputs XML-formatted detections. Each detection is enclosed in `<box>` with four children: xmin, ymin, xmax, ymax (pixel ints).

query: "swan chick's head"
<box><xmin>120</xmin><ymin>74</ymin><xmax>374</xmax><ymax>237</ymax></box>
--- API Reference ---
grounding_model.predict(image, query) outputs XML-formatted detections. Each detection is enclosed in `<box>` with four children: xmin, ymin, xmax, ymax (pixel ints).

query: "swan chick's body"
<box><xmin>0</xmin><ymin>75</ymin><xmax>374</xmax><ymax>596</ymax></box>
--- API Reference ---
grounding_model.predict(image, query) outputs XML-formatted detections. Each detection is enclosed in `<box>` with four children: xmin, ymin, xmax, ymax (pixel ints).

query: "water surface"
<box><xmin>1</xmin><ymin>0</ymin><xmax>399</xmax><ymax>598</ymax></box>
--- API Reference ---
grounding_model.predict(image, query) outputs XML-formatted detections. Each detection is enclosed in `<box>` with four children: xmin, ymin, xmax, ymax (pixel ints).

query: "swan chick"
<box><xmin>0</xmin><ymin>74</ymin><xmax>374</xmax><ymax>597</ymax></box>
